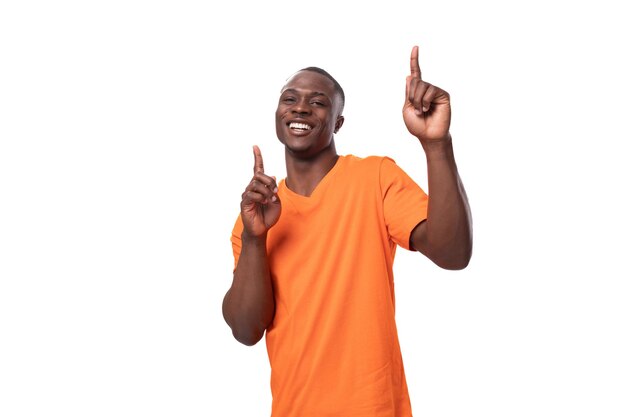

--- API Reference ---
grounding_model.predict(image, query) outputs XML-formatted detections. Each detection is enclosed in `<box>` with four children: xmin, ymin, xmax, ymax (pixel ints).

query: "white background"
<box><xmin>1</xmin><ymin>1</ymin><xmax>625</xmax><ymax>416</ymax></box>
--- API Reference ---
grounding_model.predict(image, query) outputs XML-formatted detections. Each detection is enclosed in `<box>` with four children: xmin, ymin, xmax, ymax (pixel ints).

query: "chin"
<box><xmin>285</xmin><ymin>142</ymin><xmax>313</xmax><ymax>156</ymax></box>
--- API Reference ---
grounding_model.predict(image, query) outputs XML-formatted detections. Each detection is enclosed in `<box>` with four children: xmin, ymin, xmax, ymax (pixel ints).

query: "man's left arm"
<box><xmin>403</xmin><ymin>45</ymin><xmax>473</xmax><ymax>270</ymax></box>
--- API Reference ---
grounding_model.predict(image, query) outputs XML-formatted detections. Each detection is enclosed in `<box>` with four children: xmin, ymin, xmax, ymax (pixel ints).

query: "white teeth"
<box><xmin>289</xmin><ymin>122</ymin><xmax>312</xmax><ymax>130</ymax></box>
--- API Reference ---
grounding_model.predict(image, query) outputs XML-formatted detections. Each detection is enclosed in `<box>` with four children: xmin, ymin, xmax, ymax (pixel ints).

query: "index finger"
<box><xmin>252</xmin><ymin>145</ymin><xmax>264</xmax><ymax>174</ymax></box>
<box><xmin>410</xmin><ymin>45</ymin><xmax>421</xmax><ymax>80</ymax></box>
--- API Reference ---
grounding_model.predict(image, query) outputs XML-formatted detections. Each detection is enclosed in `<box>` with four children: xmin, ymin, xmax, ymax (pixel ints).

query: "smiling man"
<box><xmin>222</xmin><ymin>46</ymin><xmax>473</xmax><ymax>417</ymax></box>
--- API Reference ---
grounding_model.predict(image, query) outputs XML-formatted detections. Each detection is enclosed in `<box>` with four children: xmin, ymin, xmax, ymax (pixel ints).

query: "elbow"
<box><xmin>443</xmin><ymin>233</ymin><xmax>473</xmax><ymax>270</ymax></box>
<box><xmin>231</xmin><ymin>327</ymin><xmax>265</xmax><ymax>346</ymax></box>
<box><xmin>431</xmin><ymin>243</ymin><xmax>473</xmax><ymax>271</ymax></box>
<box><xmin>438</xmin><ymin>255</ymin><xmax>471</xmax><ymax>270</ymax></box>
<box><xmin>222</xmin><ymin>290</ymin><xmax>275</xmax><ymax>346</ymax></box>
<box><xmin>223</xmin><ymin>309</ymin><xmax>269</xmax><ymax>346</ymax></box>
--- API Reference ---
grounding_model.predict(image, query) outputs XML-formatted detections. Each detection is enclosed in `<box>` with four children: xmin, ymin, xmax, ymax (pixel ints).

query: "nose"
<box><xmin>292</xmin><ymin>98</ymin><xmax>311</xmax><ymax>115</ymax></box>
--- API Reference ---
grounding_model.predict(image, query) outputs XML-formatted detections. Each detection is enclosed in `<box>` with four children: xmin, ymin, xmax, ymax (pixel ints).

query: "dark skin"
<box><xmin>222</xmin><ymin>46</ymin><xmax>473</xmax><ymax>346</ymax></box>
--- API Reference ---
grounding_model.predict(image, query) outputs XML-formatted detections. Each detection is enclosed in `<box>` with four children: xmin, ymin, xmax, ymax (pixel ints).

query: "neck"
<box><xmin>284</xmin><ymin>143</ymin><xmax>339</xmax><ymax>197</ymax></box>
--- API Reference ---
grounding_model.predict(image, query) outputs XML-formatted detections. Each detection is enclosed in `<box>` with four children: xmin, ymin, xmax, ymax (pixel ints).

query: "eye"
<box><xmin>311</xmin><ymin>100</ymin><xmax>326</xmax><ymax>107</ymax></box>
<box><xmin>281</xmin><ymin>96</ymin><xmax>296</xmax><ymax>104</ymax></box>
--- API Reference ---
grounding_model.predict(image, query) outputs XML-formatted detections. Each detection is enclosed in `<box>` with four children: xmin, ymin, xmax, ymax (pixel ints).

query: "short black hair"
<box><xmin>300</xmin><ymin>67</ymin><xmax>345</xmax><ymax>114</ymax></box>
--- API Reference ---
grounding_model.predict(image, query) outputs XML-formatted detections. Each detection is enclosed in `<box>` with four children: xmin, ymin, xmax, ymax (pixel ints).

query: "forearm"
<box><xmin>420</xmin><ymin>136</ymin><xmax>473</xmax><ymax>269</ymax></box>
<box><xmin>222</xmin><ymin>233</ymin><xmax>275</xmax><ymax>346</ymax></box>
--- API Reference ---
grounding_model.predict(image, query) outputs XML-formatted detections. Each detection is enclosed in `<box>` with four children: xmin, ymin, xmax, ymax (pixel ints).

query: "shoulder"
<box><xmin>342</xmin><ymin>154</ymin><xmax>397</xmax><ymax>172</ymax></box>
<box><xmin>341</xmin><ymin>154</ymin><xmax>407</xmax><ymax>180</ymax></box>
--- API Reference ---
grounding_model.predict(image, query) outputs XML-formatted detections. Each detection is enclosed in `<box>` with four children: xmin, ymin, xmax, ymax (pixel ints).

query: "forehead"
<box><xmin>281</xmin><ymin>70</ymin><xmax>337</xmax><ymax>97</ymax></box>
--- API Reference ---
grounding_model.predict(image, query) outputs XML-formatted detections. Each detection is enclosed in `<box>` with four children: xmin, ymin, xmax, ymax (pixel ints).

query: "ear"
<box><xmin>334</xmin><ymin>116</ymin><xmax>345</xmax><ymax>133</ymax></box>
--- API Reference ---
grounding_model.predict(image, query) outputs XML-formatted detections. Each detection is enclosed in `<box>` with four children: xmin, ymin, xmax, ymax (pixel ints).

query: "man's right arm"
<box><xmin>222</xmin><ymin>146</ymin><xmax>281</xmax><ymax>346</ymax></box>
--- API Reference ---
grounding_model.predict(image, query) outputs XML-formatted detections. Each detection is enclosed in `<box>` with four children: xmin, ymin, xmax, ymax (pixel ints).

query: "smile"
<box><xmin>289</xmin><ymin>122</ymin><xmax>312</xmax><ymax>131</ymax></box>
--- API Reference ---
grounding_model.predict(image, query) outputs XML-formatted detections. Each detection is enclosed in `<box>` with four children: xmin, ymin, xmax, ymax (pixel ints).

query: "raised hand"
<box><xmin>403</xmin><ymin>46</ymin><xmax>452</xmax><ymax>143</ymax></box>
<box><xmin>240</xmin><ymin>145</ymin><xmax>281</xmax><ymax>237</ymax></box>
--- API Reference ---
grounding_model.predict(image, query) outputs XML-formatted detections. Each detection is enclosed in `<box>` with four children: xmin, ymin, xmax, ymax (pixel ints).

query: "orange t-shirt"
<box><xmin>231</xmin><ymin>155</ymin><xmax>429</xmax><ymax>417</ymax></box>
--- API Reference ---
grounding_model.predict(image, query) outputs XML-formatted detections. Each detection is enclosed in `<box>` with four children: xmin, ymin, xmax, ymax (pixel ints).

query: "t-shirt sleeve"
<box><xmin>379</xmin><ymin>157</ymin><xmax>429</xmax><ymax>250</ymax></box>
<box><xmin>230</xmin><ymin>214</ymin><xmax>244</xmax><ymax>271</ymax></box>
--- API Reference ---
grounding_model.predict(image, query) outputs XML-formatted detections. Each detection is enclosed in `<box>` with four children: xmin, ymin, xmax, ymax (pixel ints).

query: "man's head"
<box><xmin>275</xmin><ymin>68</ymin><xmax>345</xmax><ymax>158</ymax></box>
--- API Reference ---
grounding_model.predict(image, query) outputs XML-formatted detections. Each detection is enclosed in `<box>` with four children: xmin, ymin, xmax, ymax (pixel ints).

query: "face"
<box><xmin>275</xmin><ymin>70</ymin><xmax>344</xmax><ymax>158</ymax></box>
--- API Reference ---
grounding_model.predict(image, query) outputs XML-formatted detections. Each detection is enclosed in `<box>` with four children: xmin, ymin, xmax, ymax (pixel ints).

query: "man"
<box><xmin>223</xmin><ymin>45</ymin><xmax>472</xmax><ymax>416</ymax></box>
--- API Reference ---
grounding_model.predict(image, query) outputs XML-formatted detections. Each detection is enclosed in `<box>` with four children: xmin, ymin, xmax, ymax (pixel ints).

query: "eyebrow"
<box><xmin>281</xmin><ymin>88</ymin><xmax>330</xmax><ymax>99</ymax></box>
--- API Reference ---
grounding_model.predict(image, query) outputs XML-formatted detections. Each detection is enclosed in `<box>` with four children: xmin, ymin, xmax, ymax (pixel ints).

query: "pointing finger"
<box><xmin>253</xmin><ymin>145</ymin><xmax>264</xmax><ymax>174</ymax></box>
<box><xmin>410</xmin><ymin>45</ymin><xmax>421</xmax><ymax>80</ymax></box>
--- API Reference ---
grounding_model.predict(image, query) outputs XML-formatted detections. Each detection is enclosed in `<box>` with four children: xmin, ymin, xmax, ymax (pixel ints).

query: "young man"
<box><xmin>223</xmin><ymin>45</ymin><xmax>472</xmax><ymax>416</ymax></box>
